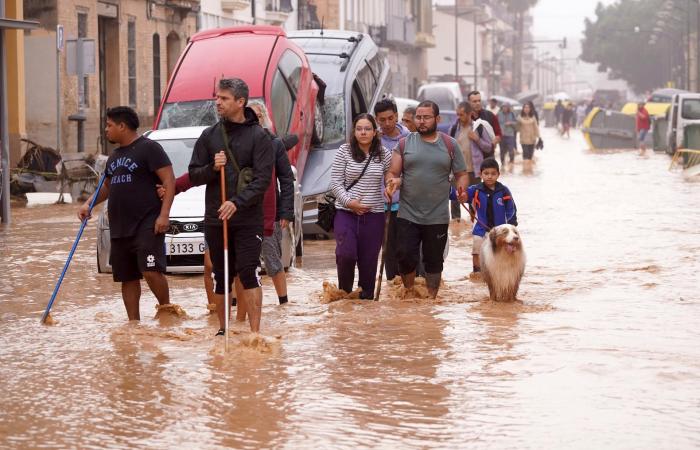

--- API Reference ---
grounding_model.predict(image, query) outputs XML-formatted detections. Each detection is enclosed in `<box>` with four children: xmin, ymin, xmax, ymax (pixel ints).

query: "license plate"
<box><xmin>166</xmin><ymin>239</ymin><xmax>205</xmax><ymax>256</ymax></box>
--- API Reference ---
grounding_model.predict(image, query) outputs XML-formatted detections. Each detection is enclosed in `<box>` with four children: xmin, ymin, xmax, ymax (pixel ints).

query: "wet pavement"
<box><xmin>1</xmin><ymin>128</ymin><xmax>699</xmax><ymax>449</ymax></box>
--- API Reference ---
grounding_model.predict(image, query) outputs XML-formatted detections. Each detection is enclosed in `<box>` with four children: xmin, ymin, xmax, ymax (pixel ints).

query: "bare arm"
<box><xmin>454</xmin><ymin>170</ymin><xmax>469</xmax><ymax>202</ymax></box>
<box><xmin>77</xmin><ymin>177</ymin><xmax>110</xmax><ymax>221</ymax></box>
<box><xmin>154</xmin><ymin>165</ymin><xmax>175</xmax><ymax>234</ymax></box>
<box><xmin>384</xmin><ymin>149</ymin><xmax>403</xmax><ymax>200</ymax></box>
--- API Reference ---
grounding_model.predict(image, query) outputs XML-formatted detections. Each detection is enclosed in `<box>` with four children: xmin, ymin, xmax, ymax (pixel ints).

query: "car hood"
<box><xmin>300</xmin><ymin>142</ymin><xmax>344</xmax><ymax>197</ymax></box>
<box><xmin>171</xmin><ymin>185</ymin><xmax>206</xmax><ymax>219</ymax></box>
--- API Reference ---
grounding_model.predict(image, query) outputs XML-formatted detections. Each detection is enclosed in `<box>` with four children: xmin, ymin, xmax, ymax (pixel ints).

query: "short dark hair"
<box><xmin>374</xmin><ymin>98</ymin><xmax>398</xmax><ymax>115</ymax></box>
<box><xmin>457</xmin><ymin>101</ymin><xmax>472</xmax><ymax>114</ymax></box>
<box><xmin>417</xmin><ymin>100</ymin><xmax>439</xmax><ymax>117</ymax></box>
<box><xmin>467</xmin><ymin>90</ymin><xmax>481</xmax><ymax>100</ymax></box>
<box><xmin>106</xmin><ymin>106</ymin><xmax>139</xmax><ymax>130</ymax></box>
<box><xmin>480</xmin><ymin>157</ymin><xmax>500</xmax><ymax>173</ymax></box>
<box><xmin>218</xmin><ymin>78</ymin><xmax>249</xmax><ymax>105</ymax></box>
<box><xmin>404</xmin><ymin>106</ymin><xmax>416</xmax><ymax>115</ymax></box>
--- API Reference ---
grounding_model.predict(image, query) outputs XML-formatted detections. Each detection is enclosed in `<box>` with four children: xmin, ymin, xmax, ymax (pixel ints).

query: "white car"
<box><xmin>96</xmin><ymin>126</ymin><xmax>303</xmax><ymax>274</ymax></box>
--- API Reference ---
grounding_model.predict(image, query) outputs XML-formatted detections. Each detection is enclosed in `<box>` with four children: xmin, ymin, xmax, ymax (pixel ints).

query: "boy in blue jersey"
<box><xmin>461</xmin><ymin>158</ymin><xmax>518</xmax><ymax>277</ymax></box>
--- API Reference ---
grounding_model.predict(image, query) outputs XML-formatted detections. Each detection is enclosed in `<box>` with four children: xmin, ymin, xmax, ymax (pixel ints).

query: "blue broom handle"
<box><xmin>41</xmin><ymin>172</ymin><xmax>107</xmax><ymax>323</ymax></box>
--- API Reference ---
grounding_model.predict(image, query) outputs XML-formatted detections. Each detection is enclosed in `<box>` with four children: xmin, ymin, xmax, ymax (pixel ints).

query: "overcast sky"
<box><xmin>531</xmin><ymin>0</ymin><xmax>618</xmax><ymax>40</ymax></box>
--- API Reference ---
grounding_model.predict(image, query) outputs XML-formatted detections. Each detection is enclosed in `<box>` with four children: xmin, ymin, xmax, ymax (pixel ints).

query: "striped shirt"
<box><xmin>329</xmin><ymin>143</ymin><xmax>391</xmax><ymax>213</ymax></box>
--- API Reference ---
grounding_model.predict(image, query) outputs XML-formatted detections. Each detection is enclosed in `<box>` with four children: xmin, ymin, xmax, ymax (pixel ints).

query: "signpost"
<box><xmin>56</xmin><ymin>25</ymin><xmax>63</xmax><ymax>151</ymax></box>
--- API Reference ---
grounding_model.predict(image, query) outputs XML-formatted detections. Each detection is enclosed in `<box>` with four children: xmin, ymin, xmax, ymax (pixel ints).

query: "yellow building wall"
<box><xmin>6</xmin><ymin>0</ymin><xmax>27</xmax><ymax>165</ymax></box>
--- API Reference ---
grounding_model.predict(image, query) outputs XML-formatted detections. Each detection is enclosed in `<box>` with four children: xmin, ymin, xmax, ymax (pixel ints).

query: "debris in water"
<box><xmin>43</xmin><ymin>313</ymin><xmax>56</xmax><ymax>325</ymax></box>
<box><xmin>155</xmin><ymin>303</ymin><xmax>188</xmax><ymax>318</ymax></box>
<box><xmin>241</xmin><ymin>333</ymin><xmax>279</xmax><ymax>353</ymax></box>
<box><xmin>386</xmin><ymin>276</ymin><xmax>435</xmax><ymax>300</ymax></box>
<box><xmin>320</xmin><ymin>281</ymin><xmax>361</xmax><ymax>303</ymax></box>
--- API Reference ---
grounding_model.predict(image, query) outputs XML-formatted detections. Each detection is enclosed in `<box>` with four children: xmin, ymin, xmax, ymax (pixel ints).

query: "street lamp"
<box><xmin>444</xmin><ymin>56</ymin><xmax>472</xmax><ymax>65</ymax></box>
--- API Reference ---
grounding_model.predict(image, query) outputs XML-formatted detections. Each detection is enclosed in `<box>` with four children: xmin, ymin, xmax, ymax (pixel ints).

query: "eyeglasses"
<box><xmin>354</xmin><ymin>127</ymin><xmax>374</xmax><ymax>133</ymax></box>
<box><xmin>414</xmin><ymin>115</ymin><xmax>435</xmax><ymax>122</ymax></box>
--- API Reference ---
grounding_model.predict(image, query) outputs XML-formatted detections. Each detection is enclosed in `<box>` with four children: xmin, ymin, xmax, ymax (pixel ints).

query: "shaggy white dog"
<box><xmin>480</xmin><ymin>224</ymin><xmax>526</xmax><ymax>302</ymax></box>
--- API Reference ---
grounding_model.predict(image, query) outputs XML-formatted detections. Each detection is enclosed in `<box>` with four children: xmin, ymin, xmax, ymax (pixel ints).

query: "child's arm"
<box><xmin>504</xmin><ymin>189</ymin><xmax>518</xmax><ymax>226</ymax></box>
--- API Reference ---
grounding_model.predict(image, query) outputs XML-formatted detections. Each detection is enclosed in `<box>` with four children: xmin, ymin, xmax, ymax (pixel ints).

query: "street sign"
<box><xmin>56</xmin><ymin>25</ymin><xmax>64</xmax><ymax>51</ymax></box>
<box><xmin>66</xmin><ymin>38</ymin><xmax>96</xmax><ymax>75</ymax></box>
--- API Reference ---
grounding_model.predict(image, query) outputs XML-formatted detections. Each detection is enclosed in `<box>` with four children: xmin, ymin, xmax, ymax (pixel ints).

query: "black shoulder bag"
<box><xmin>316</xmin><ymin>152</ymin><xmax>373</xmax><ymax>232</ymax></box>
<box><xmin>220</xmin><ymin>124</ymin><xmax>254</xmax><ymax>196</ymax></box>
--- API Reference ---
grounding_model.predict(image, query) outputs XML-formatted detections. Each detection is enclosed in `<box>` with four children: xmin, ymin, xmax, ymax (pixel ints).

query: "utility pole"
<box><xmin>454</xmin><ymin>1</ymin><xmax>459</xmax><ymax>84</ymax></box>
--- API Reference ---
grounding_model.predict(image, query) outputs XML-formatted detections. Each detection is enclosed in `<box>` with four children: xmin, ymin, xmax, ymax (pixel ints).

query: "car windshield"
<box><xmin>681</xmin><ymin>99</ymin><xmax>700</xmax><ymax>120</ymax></box>
<box><xmin>158</xmin><ymin>97</ymin><xmax>264</xmax><ymax>129</ymax></box>
<box><xmin>649</xmin><ymin>95</ymin><xmax>671</xmax><ymax>103</ymax></box>
<box><xmin>320</xmin><ymin>94</ymin><xmax>346</xmax><ymax>144</ymax></box>
<box><xmin>305</xmin><ymin>55</ymin><xmax>348</xmax><ymax>144</ymax></box>
<box><xmin>157</xmin><ymin>139</ymin><xmax>197</xmax><ymax>177</ymax></box>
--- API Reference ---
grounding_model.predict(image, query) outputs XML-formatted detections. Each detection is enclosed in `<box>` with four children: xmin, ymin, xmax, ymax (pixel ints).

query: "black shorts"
<box><xmin>206</xmin><ymin>222</ymin><xmax>263</xmax><ymax>293</ymax></box>
<box><xmin>395</xmin><ymin>218</ymin><xmax>448</xmax><ymax>275</ymax></box>
<box><xmin>110</xmin><ymin>223</ymin><xmax>166</xmax><ymax>282</ymax></box>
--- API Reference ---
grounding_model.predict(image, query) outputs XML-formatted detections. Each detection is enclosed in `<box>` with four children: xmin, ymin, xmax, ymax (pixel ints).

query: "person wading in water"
<box><xmin>188</xmin><ymin>78</ymin><xmax>273</xmax><ymax>336</ymax></box>
<box><xmin>384</xmin><ymin>100</ymin><xmax>469</xmax><ymax>298</ymax></box>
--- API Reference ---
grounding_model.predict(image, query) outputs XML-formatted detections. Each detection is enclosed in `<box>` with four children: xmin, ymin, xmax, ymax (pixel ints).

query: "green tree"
<box><xmin>581</xmin><ymin>0</ymin><xmax>675</xmax><ymax>93</ymax></box>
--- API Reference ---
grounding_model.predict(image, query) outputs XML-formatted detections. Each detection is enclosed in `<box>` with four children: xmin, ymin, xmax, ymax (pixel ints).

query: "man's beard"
<box><xmin>418</xmin><ymin>123</ymin><xmax>437</xmax><ymax>135</ymax></box>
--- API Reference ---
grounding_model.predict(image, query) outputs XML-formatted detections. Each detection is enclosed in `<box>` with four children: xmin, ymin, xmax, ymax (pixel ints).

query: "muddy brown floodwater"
<box><xmin>1</xmin><ymin>129</ymin><xmax>699</xmax><ymax>449</ymax></box>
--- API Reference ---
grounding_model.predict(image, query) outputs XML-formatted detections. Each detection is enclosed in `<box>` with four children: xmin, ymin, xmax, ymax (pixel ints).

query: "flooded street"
<box><xmin>1</xmin><ymin>129</ymin><xmax>699</xmax><ymax>449</ymax></box>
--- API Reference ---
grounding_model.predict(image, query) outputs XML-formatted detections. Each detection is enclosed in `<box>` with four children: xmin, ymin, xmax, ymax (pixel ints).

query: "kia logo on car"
<box><xmin>183</xmin><ymin>223</ymin><xmax>198</xmax><ymax>232</ymax></box>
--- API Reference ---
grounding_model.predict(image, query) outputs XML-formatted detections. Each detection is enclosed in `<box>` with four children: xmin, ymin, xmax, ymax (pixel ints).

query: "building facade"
<box><xmin>23</xmin><ymin>0</ymin><xmax>199</xmax><ymax>156</ymax></box>
<box><xmin>298</xmin><ymin>0</ymin><xmax>434</xmax><ymax>98</ymax></box>
<box><xmin>426</xmin><ymin>0</ymin><xmax>517</xmax><ymax>97</ymax></box>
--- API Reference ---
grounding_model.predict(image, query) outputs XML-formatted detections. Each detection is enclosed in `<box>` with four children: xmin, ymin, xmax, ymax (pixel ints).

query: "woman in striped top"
<box><xmin>329</xmin><ymin>113</ymin><xmax>391</xmax><ymax>299</ymax></box>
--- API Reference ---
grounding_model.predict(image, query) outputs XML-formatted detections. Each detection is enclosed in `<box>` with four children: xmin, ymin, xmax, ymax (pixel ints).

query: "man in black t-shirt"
<box><xmin>78</xmin><ymin>106</ymin><xmax>175</xmax><ymax>321</ymax></box>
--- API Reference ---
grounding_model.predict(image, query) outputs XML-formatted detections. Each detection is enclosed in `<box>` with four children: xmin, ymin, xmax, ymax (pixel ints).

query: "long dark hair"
<box><xmin>350</xmin><ymin>113</ymin><xmax>383</xmax><ymax>163</ymax></box>
<box><xmin>521</xmin><ymin>101</ymin><xmax>540</xmax><ymax>123</ymax></box>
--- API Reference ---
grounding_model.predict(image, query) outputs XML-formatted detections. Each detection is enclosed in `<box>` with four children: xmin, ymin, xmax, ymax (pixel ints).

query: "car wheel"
<box><xmin>311</xmin><ymin>98</ymin><xmax>324</xmax><ymax>146</ymax></box>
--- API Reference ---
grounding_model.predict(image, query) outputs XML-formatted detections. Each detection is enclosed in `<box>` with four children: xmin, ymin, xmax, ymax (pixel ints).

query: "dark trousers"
<box><xmin>522</xmin><ymin>144</ymin><xmax>535</xmax><ymax>160</ymax></box>
<box><xmin>334</xmin><ymin>209</ymin><xmax>385</xmax><ymax>297</ymax></box>
<box><xmin>396</xmin><ymin>218</ymin><xmax>448</xmax><ymax>275</ymax></box>
<box><xmin>500</xmin><ymin>136</ymin><xmax>516</xmax><ymax>164</ymax></box>
<box><xmin>384</xmin><ymin>210</ymin><xmax>399</xmax><ymax>280</ymax></box>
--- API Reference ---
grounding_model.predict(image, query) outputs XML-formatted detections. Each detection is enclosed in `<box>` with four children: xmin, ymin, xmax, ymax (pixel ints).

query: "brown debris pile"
<box><xmin>320</xmin><ymin>281</ymin><xmax>361</xmax><ymax>304</ymax></box>
<box><xmin>155</xmin><ymin>303</ymin><xmax>189</xmax><ymax>318</ymax></box>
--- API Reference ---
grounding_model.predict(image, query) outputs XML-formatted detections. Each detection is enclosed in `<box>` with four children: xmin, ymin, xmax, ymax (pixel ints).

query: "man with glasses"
<box><xmin>384</xmin><ymin>100</ymin><xmax>469</xmax><ymax>298</ymax></box>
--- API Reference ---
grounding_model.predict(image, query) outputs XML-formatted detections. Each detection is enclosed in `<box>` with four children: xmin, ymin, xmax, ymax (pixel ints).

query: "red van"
<box><xmin>154</xmin><ymin>25</ymin><xmax>321</xmax><ymax>178</ymax></box>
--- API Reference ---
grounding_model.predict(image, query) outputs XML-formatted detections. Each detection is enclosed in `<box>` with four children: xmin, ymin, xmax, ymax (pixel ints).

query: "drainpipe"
<box><xmin>252</xmin><ymin>0</ymin><xmax>256</xmax><ymax>25</ymax></box>
<box><xmin>339</xmin><ymin>0</ymin><xmax>345</xmax><ymax>30</ymax></box>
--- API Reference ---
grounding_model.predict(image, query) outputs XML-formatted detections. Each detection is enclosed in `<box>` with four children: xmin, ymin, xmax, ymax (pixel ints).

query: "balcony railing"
<box><xmin>221</xmin><ymin>0</ymin><xmax>250</xmax><ymax>12</ymax></box>
<box><xmin>265</xmin><ymin>0</ymin><xmax>293</xmax><ymax>24</ymax></box>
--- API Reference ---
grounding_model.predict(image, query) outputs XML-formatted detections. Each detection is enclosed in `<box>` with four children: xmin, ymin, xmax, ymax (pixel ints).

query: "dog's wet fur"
<box><xmin>481</xmin><ymin>225</ymin><xmax>526</xmax><ymax>302</ymax></box>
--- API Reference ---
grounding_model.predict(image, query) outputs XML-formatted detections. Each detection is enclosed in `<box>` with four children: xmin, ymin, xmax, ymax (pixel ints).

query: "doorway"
<box><xmin>98</xmin><ymin>15</ymin><xmax>119</xmax><ymax>154</ymax></box>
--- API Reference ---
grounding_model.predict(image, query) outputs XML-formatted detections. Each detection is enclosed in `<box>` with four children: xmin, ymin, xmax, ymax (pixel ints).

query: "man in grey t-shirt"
<box><xmin>385</xmin><ymin>100</ymin><xmax>469</xmax><ymax>298</ymax></box>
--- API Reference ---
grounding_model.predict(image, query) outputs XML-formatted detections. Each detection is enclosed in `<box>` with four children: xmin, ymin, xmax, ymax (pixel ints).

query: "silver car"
<box><xmin>96</xmin><ymin>126</ymin><xmax>303</xmax><ymax>274</ymax></box>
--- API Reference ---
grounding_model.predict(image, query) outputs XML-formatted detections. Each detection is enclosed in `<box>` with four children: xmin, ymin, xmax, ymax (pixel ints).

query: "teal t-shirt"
<box><xmin>396</xmin><ymin>133</ymin><xmax>467</xmax><ymax>225</ymax></box>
